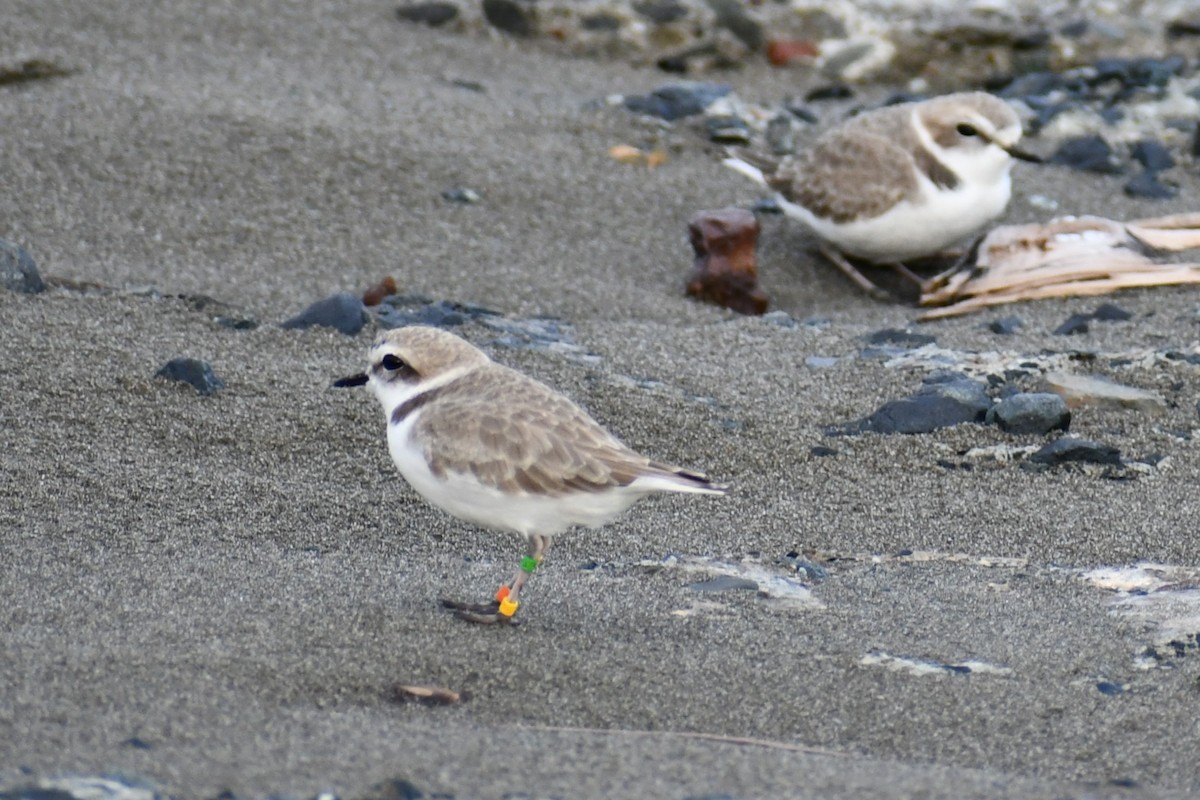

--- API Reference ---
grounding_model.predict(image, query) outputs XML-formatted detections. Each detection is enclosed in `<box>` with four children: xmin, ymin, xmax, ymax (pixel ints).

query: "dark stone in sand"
<box><xmin>1130</xmin><ymin>139</ymin><xmax>1175</xmax><ymax>172</ymax></box>
<box><xmin>633</xmin><ymin>0</ymin><xmax>687</xmax><ymax>23</ymax></box>
<box><xmin>441</xmin><ymin>186</ymin><xmax>481</xmax><ymax>203</ymax></box>
<box><xmin>1096</xmin><ymin>680</ymin><xmax>1125</xmax><ymax>696</ymax></box>
<box><xmin>785</xmin><ymin>104</ymin><xmax>819</xmax><ymax>124</ymax></box>
<box><xmin>482</xmin><ymin>0</ymin><xmax>533</xmax><ymax>36</ymax></box>
<box><xmin>688</xmin><ymin>575</ymin><xmax>759</xmax><ymax>593</ymax></box>
<box><xmin>840</xmin><ymin>374</ymin><xmax>990</xmax><ymax>435</ymax></box>
<box><xmin>624</xmin><ymin>82</ymin><xmax>732</xmax><ymax>121</ymax></box>
<box><xmin>1051</xmin><ymin>135</ymin><xmax>1123</xmax><ymax>174</ymax></box>
<box><xmin>810</xmin><ymin>445</ymin><xmax>838</xmax><ymax>457</ymax></box>
<box><xmin>0</xmin><ymin>239</ymin><xmax>45</xmax><ymax>294</ymax></box>
<box><xmin>155</xmin><ymin>358</ymin><xmax>225</xmax><ymax>396</ymax></box>
<box><xmin>759</xmin><ymin>310</ymin><xmax>795</xmax><ymax>328</ymax></box>
<box><xmin>1167</xmin><ymin>18</ymin><xmax>1200</xmax><ymax>38</ymax></box>
<box><xmin>395</xmin><ymin>2</ymin><xmax>459</xmax><ymax>26</ymax></box>
<box><xmin>359</xmin><ymin>776</ymin><xmax>451</xmax><ymax>799</ymax></box>
<box><xmin>805</xmin><ymin>84</ymin><xmax>853</xmax><ymax>102</ymax></box>
<box><xmin>1092</xmin><ymin>302</ymin><xmax>1132</xmax><ymax>321</ymax></box>
<box><xmin>281</xmin><ymin>293</ymin><xmax>367</xmax><ymax>336</ymax></box>
<box><xmin>375</xmin><ymin>300</ymin><xmax>467</xmax><ymax>329</ymax></box>
<box><xmin>989</xmin><ymin>315</ymin><xmax>1023</xmax><ymax>335</ymax></box>
<box><xmin>705</xmin><ymin>115</ymin><xmax>752</xmax><ymax>144</ymax></box>
<box><xmin>581</xmin><ymin>12</ymin><xmax>621</xmax><ymax>30</ymax></box>
<box><xmin>986</xmin><ymin>393</ymin><xmax>1071</xmax><ymax>435</ymax></box>
<box><xmin>704</xmin><ymin>0</ymin><xmax>763</xmax><ymax>50</ymax></box>
<box><xmin>1054</xmin><ymin>313</ymin><xmax>1092</xmax><ymax>336</ymax></box>
<box><xmin>1124</xmin><ymin>171</ymin><xmax>1177</xmax><ymax>199</ymax></box>
<box><xmin>1029</xmin><ymin>437</ymin><xmax>1122</xmax><ymax>466</ymax></box>
<box><xmin>866</xmin><ymin>328</ymin><xmax>936</xmax><ymax>348</ymax></box>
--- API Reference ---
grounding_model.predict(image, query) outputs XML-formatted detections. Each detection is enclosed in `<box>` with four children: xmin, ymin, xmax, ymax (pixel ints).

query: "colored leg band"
<box><xmin>498</xmin><ymin>597</ymin><xmax>519</xmax><ymax>617</ymax></box>
<box><xmin>521</xmin><ymin>555</ymin><xmax>541</xmax><ymax>574</ymax></box>
<box><xmin>495</xmin><ymin>585</ymin><xmax>510</xmax><ymax>602</ymax></box>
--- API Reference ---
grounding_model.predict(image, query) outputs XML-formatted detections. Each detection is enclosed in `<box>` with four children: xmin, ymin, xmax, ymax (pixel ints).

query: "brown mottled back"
<box><xmin>410</xmin><ymin>363</ymin><xmax>662</xmax><ymax>496</ymax></box>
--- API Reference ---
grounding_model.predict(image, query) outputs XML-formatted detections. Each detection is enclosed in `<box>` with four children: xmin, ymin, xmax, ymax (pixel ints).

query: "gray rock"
<box><xmin>623</xmin><ymin>82</ymin><xmax>732</xmax><ymax>121</ymax></box>
<box><xmin>155</xmin><ymin>358</ymin><xmax>225</xmax><ymax>396</ymax></box>
<box><xmin>395</xmin><ymin>2</ymin><xmax>459</xmax><ymax>26</ymax></box>
<box><xmin>481</xmin><ymin>0</ymin><xmax>533</xmax><ymax>36</ymax></box>
<box><xmin>441</xmin><ymin>186</ymin><xmax>481</xmax><ymax>203</ymax></box>
<box><xmin>838</xmin><ymin>375</ymin><xmax>990</xmax><ymax>435</ymax></box>
<box><xmin>1124</xmin><ymin>170</ymin><xmax>1177</xmax><ymax>199</ymax></box>
<box><xmin>989</xmin><ymin>315</ymin><xmax>1023</xmax><ymax>335</ymax></box>
<box><xmin>281</xmin><ymin>293</ymin><xmax>366</xmax><ymax>336</ymax></box>
<box><xmin>1050</xmin><ymin>135</ymin><xmax>1124</xmax><ymax>174</ymax></box>
<box><xmin>0</xmin><ymin>239</ymin><xmax>45</xmax><ymax>294</ymax></box>
<box><xmin>866</xmin><ymin>328</ymin><xmax>936</xmax><ymax>348</ymax></box>
<box><xmin>1029</xmin><ymin>437</ymin><xmax>1122</xmax><ymax>466</ymax></box>
<box><xmin>1053</xmin><ymin>313</ymin><xmax>1091</xmax><ymax>335</ymax></box>
<box><xmin>986</xmin><ymin>392</ymin><xmax>1071</xmax><ymax>435</ymax></box>
<box><xmin>688</xmin><ymin>575</ymin><xmax>759</xmax><ymax>593</ymax></box>
<box><xmin>704</xmin><ymin>0</ymin><xmax>763</xmax><ymax>50</ymax></box>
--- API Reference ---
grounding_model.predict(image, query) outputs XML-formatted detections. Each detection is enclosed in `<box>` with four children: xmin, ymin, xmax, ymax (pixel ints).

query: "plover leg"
<box><xmin>818</xmin><ymin>244</ymin><xmax>892</xmax><ymax>301</ymax></box>
<box><xmin>443</xmin><ymin>535</ymin><xmax>550</xmax><ymax>625</ymax></box>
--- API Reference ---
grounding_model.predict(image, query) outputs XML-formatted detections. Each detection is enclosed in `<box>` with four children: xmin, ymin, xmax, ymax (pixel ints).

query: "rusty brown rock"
<box><xmin>685</xmin><ymin>207</ymin><xmax>768</xmax><ymax>315</ymax></box>
<box><xmin>362</xmin><ymin>275</ymin><xmax>398</xmax><ymax>306</ymax></box>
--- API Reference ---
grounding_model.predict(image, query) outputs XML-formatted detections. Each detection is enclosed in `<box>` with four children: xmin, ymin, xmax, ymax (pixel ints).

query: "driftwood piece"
<box><xmin>917</xmin><ymin>213</ymin><xmax>1200</xmax><ymax>320</ymax></box>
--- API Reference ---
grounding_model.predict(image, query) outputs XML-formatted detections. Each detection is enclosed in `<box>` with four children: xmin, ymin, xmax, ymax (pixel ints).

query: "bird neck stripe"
<box><xmin>388</xmin><ymin>366</ymin><xmax>473</xmax><ymax>426</ymax></box>
<box><xmin>911</xmin><ymin>110</ymin><xmax>960</xmax><ymax>191</ymax></box>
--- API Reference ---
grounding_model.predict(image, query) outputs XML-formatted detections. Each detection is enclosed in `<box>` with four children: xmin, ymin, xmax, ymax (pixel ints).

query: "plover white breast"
<box><xmin>335</xmin><ymin>326</ymin><xmax>726</xmax><ymax>624</ymax></box>
<box><xmin>725</xmin><ymin>91</ymin><xmax>1040</xmax><ymax>297</ymax></box>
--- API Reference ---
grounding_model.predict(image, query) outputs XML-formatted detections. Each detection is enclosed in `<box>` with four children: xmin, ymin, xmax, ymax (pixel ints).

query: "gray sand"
<box><xmin>4</xmin><ymin>1</ymin><xmax>1200</xmax><ymax>797</ymax></box>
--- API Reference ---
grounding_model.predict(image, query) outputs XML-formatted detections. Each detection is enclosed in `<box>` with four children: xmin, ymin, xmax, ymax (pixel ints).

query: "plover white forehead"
<box><xmin>725</xmin><ymin>91</ymin><xmax>1040</xmax><ymax>297</ymax></box>
<box><xmin>335</xmin><ymin>325</ymin><xmax>726</xmax><ymax>625</ymax></box>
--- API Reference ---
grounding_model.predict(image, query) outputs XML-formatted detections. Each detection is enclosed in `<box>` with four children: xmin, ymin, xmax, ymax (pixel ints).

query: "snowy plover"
<box><xmin>335</xmin><ymin>326</ymin><xmax>725</xmax><ymax>624</ymax></box>
<box><xmin>725</xmin><ymin>91</ymin><xmax>1040</xmax><ymax>297</ymax></box>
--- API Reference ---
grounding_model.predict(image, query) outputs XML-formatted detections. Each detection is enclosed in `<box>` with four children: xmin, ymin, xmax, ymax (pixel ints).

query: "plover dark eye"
<box><xmin>956</xmin><ymin>123</ymin><xmax>978</xmax><ymax>137</ymax></box>
<box><xmin>381</xmin><ymin>354</ymin><xmax>408</xmax><ymax>372</ymax></box>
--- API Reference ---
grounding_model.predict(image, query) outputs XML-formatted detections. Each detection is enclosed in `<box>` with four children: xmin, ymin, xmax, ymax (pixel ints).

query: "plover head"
<box><xmin>333</xmin><ymin>326</ymin><xmax>490</xmax><ymax>414</ymax></box>
<box><xmin>917</xmin><ymin>93</ymin><xmax>1040</xmax><ymax>186</ymax></box>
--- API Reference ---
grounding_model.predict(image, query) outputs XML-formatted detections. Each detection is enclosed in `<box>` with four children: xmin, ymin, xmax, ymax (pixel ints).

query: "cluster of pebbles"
<box><xmin>394</xmin><ymin>0</ymin><xmax>1200</xmax><ymax>86</ymax></box>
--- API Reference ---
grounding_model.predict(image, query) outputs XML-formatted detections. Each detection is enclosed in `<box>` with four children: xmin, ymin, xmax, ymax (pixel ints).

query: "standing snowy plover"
<box><xmin>725</xmin><ymin>91</ymin><xmax>1040</xmax><ymax>297</ymax></box>
<box><xmin>335</xmin><ymin>326</ymin><xmax>726</xmax><ymax>625</ymax></box>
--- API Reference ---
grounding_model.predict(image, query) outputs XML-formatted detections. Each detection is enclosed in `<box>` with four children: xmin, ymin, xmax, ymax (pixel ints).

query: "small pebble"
<box><xmin>395</xmin><ymin>2</ymin><xmax>459</xmax><ymax>26</ymax></box>
<box><xmin>632</xmin><ymin>0</ymin><xmax>687</xmax><ymax>24</ymax></box>
<box><xmin>0</xmin><ymin>239</ymin><xmax>45</xmax><ymax>294</ymax></box>
<box><xmin>705</xmin><ymin>115</ymin><xmax>752</xmax><ymax>144</ymax></box>
<box><xmin>1124</xmin><ymin>171</ymin><xmax>1177</xmax><ymax>199</ymax></box>
<box><xmin>1053</xmin><ymin>313</ymin><xmax>1091</xmax><ymax>336</ymax></box>
<box><xmin>1050</xmin><ymin>135</ymin><xmax>1124</xmax><ymax>174</ymax></box>
<box><xmin>687</xmin><ymin>575</ymin><xmax>759</xmax><ymax>593</ymax></box>
<box><xmin>810</xmin><ymin>445</ymin><xmax>838</xmax><ymax>457</ymax></box>
<box><xmin>866</xmin><ymin>328</ymin><xmax>936</xmax><ymax>348</ymax></box>
<box><xmin>986</xmin><ymin>392</ymin><xmax>1071</xmax><ymax>435</ymax></box>
<box><xmin>704</xmin><ymin>0</ymin><xmax>763</xmax><ymax>50</ymax></box>
<box><xmin>1092</xmin><ymin>302</ymin><xmax>1132</xmax><ymax>321</ymax></box>
<box><xmin>989</xmin><ymin>315</ymin><xmax>1023</xmax><ymax>335</ymax></box>
<box><xmin>481</xmin><ymin>0</ymin><xmax>533</xmax><ymax>36</ymax></box>
<box><xmin>805</xmin><ymin>84</ymin><xmax>853</xmax><ymax>102</ymax></box>
<box><xmin>1129</xmin><ymin>139</ymin><xmax>1175</xmax><ymax>172</ymax></box>
<box><xmin>155</xmin><ymin>358</ymin><xmax>225</xmax><ymax>396</ymax></box>
<box><xmin>623</xmin><ymin>82</ymin><xmax>732</xmax><ymax>121</ymax></box>
<box><xmin>281</xmin><ymin>293</ymin><xmax>367</xmax><ymax>336</ymax></box>
<box><xmin>441</xmin><ymin>187</ymin><xmax>481</xmax><ymax>203</ymax></box>
<box><xmin>1029</xmin><ymin>437</ymin><xmax>1122</xmax><ymax>467</ymax></box>
<box><xmin>838</xmin><ymin>375</ymin><xmax>990</xmax><ymax>435</ymax></box>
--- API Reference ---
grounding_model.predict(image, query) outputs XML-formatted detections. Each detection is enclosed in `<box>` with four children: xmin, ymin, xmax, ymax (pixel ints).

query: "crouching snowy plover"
<box><xmin>724</xmin><ymin>91</ymin><xmax>1041</xmax><ymax>297</ymax></box>
<box><xmin>335</xmin><ymin>326</ymin><xmax>726</xmax><ymax>625</ymax></box>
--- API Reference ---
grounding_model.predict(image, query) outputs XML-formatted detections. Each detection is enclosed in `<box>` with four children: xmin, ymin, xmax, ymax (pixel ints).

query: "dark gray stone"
<box><xmin>839</xmin><ymin>375</ymin><xmax>990</xmax><ymax>435</ymax></box>
<box><xmin>687</xmin><ymin>575</ymin><xmax>759</xmax><ymax>593</ymax></box>
<box><xmin>986</xmin><ymin>392</ymin><xmax>1071</xmax><ymax>435</ymax></box>
<box><xmin>281</xmin><ymin>293</ymin><xmax>366</xmax><ymax>336</ymax></box>
<box><xmin>395</xmin><ymin>2</ymin><xmax>459</xmax><ymax>26</ymax></box>
<box><xmin>375</xmin><ymin>300</ymin><xmax>468</xmax><ymax>330</ymax></box>
<box><xmin>1053</xmin><ymin>313</ymin><xmax>1092</xmax><ymax>335</ymax></box>
<box><xmin>705</xmin><ymin>115</ymin><xmax>751</xmax><ymax>144</ymax></box>
<box><xmin>1124</xmin><ymin>170</ymin><xmax>1177</xmax><ymax>199</ymax></box>
<box><xmin>704</xmin><ymin>0</ymin><xmax>763</xmax><ymax>50</ymax></box>
<box><xmin>1092</xmin><ymin>302</ymin><xmax>1132</xmax><ymax>321</ymax></box>
<box><xmin>1050</xmin><ymin>135</ymin><xmax>1124</xmax><ymax>174</ymax></box>
<box><xmin>989</xmin><ymin>315</ymin><xmax>1023</xmax><ymax>335</ymax></box>
<box><xmin>1130</xmin><ymin>139</ymin><xmax>1175</xmax><ymax>172</ymax></box>
<box><xmin>865</xmin><ymin>328</ymin><xmax>937</xmax><ymax>348</ymax></box>
<box><xmin>0</xmin><ymin>239</ymin><xmax>45</xmax><ymax>294</ymax></box>
<box><xmin>1029</xmin><ymin>437</ymin><xmax>1122</xmax><ymax>466</ymax></box>
<box><xmin>632</xmin><ymin>0</ymin><xmax>687</xmax><ymax>23</ymax></box>
<box><xmin>481</xmin><ymin>0</ymin><xmax>533</xmax><ymax>35</ymax></box>
<box><xmin>623</xmin><ymin>82</ymin><xmax>732</xmax><ymax>121</ymax></box>
<box><xmin>441</xmin><ymin>187</ymin><xmax>481</xmax><ymax>203</ymax></box>
<box><xmin>155</xmin><ymin>358</ymin><xmax>225</xmax><ymax>396</ymax></box>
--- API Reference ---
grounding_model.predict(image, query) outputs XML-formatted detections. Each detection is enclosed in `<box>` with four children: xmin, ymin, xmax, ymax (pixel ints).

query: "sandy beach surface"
<box><xmin>4</xmin><ymin>1</ymin><xmax>1200</xmax><ymax>797</ymax></box>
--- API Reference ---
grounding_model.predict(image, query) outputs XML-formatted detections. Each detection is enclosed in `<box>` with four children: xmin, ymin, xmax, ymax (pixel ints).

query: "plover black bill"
<box><xmin>724</xmin><ymin>91</ymin><xmax>1041</xmax><ymax>298</ymax></box>
<box><xmin>335</xmin><ymin>326</ymin><xmax>726</xmax><ymax>625</ymax></box>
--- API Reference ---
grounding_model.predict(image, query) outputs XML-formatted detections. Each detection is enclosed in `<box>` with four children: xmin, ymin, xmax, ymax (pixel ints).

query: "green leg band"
<box><xmin>520</xmin><ymin>555</ymin><xmax>540</xmax><ymax>574</ymax></box>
